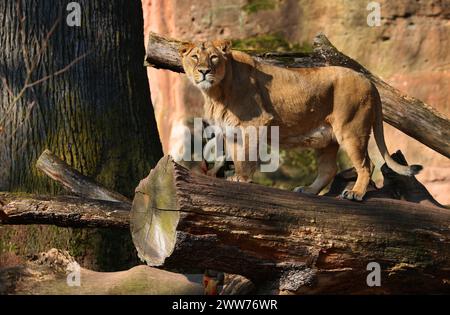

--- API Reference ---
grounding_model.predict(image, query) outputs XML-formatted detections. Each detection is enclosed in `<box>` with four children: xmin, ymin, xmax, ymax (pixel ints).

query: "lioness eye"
<box><xmin>191</xmin><ymin>55</ymin><xmax>198</xmax><ymax>61</ymax></box>
<box><xmin>210</xmin><ymin>55</ymin><xmax>219</xmax><ymax>61</ymax></box>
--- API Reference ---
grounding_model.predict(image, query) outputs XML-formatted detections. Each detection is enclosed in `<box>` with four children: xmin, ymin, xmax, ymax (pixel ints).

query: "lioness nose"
<box><xmin>198</xmin><ymin>69</ymin><xmax>211</xmax><ymax>76</ymax></box>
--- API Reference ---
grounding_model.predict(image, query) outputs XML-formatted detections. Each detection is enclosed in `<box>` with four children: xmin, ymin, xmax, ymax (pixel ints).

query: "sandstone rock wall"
<box><xmin>142</xmin><ymin>0</ymin><xmax>449</xmax><ymax>203</ymax></box>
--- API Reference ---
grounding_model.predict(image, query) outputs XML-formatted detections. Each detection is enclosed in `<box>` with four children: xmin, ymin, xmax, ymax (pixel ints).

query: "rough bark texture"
<box><xmin>0</xmin><ymin>0</ymin><xmax>163</xmax><ymax>271</ymax></box>
<box><xmin>0</xmin><ymin>193</ymin><xmax>130</xmax><ymax>229</ymax></box>
<box><xmin>144</xmin><ymin>32</ymin><xmax>450</xmax><ymax>159</ymax></box>
<box><xmin>131</xmin><ymin>156</ymin><xmax>450</xmax><ymax>294</ymax></box>
<box><xmin>0</xmin><ymin>1</ymin><xmax>162</xmax><ymax>195</ymax></box>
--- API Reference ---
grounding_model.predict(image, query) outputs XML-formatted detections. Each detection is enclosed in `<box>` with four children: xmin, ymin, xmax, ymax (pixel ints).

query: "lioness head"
<box><xmin>179</xmin><ymin>40</ymin><xmax>231</xmax><ymax>91</ymax></box>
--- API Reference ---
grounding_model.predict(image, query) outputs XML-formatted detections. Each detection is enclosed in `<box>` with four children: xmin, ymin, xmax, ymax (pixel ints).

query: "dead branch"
<box><xmin>36</xmin><ymin>149</ymin><xmax>130</xmax><ymax>203</ymax></box>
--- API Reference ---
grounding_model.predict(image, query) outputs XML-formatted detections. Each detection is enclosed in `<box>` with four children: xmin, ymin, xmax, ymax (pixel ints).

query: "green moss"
<box><xmin>242</xmin><ymin>0</ymin><xmax>277</xmax><ymax>14</ymax></box>
<box><xmin>232</xmin><ymin>34</ymin><xmax>313</xmax><ymax>53</ymax></box>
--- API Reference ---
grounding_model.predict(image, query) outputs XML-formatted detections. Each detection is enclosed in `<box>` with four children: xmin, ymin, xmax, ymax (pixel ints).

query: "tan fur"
<box><xmin>180</xmin><ymin>40</ymin><xmax>422</xmax><ymax>201</ymax></box>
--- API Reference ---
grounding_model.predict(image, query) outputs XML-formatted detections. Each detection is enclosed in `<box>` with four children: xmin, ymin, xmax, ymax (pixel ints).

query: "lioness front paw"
<box><xmin>340</xmin><ymin>190</ymin><xmax>364</xmax><ymax>201</ymax></box>
<box><xmin>227</xmin><ymin>175</ymin><xmax>252</xmax><ymax>183</ymax></box>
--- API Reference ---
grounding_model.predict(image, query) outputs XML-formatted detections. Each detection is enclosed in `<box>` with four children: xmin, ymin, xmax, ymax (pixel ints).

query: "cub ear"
<box><xmin>212</xmin><ymin>39</ymin><xmax>232</xmax><ymax>55</ymax></box>
<box><xmin>179</xmin><ymin>42</ymin><xmax>195</xmax><ymax>57</ymax></box>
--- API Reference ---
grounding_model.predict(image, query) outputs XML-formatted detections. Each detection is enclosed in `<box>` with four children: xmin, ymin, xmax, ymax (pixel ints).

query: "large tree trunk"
<box><xmin>144</xmin><ymin>32</ymin><xmax>450</xmax><ymax>159</ymax></box>
<box><xmin>0</xmin><ymin>1</ymin><xmax>163</xmax><ymax>270</ymax></box>
<box><xmin>0</xmin><ymin>0</ymin><xmax>162</xmax><ymax>194</ymax></box>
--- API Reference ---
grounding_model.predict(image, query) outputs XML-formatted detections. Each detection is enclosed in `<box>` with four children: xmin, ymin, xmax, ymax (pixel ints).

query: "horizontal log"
<box><xmin>0</xmin><ymin>248</ymin><xmax>203</xmax><ymax>295</ymax></box>
<box><xmin>145</xmin><ymin>32</ymin><xmax>450</xmax><ymax>159</ymax></box>
<box><xmin>0</xmin><ymin>195</ymin><xmax>251</xmax><ymax>295</ymax></box>
<box><xmin>0</xmin><ymin>192</ymin><xmax>130</xmax><ymax>229</ymax></box>
<box><xmin>131</xmin><ymin>156</ymin><xmax>450</xmax><ymax>293</ymax></box>
<box><xmin>2</xmin><ymin>149</ymin><xmax>448</xmax><ymax>293</ymax></box>
<box><xmin>3</xmin><ymin>155</ymin><xmax>439</xmax><ymax>233</ymax></box>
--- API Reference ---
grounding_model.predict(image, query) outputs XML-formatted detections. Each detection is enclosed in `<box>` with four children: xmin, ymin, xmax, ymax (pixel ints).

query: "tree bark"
<box><xmin>144</xmin><ymin>32</ymin><xmax>450</xmax><ymax>159</ymax></box>
<box><xmin>130</xmin><ymin>156</ymin><xmax>450</xmax><ymax>293</ymax></box>
<box><xmin>0</xmin><ymin>0</ymin><xmax>163</xmax><ymax>271</ymax></box>
<box><xmin>0</xmin><ymin>1</ymin><xmax>163</xmax><ymax>196</ymax></box>
<box><xmin>0</xmin><ymin>192</ymin><xmax>130</xmax><ymax>229</ymax></box>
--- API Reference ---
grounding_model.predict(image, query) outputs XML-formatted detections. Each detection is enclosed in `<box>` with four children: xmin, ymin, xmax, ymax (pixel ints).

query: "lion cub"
<box><xmin>179</xmin><ymin>40</ymin><xmax>422</xmax><ymax>201</ymax></box>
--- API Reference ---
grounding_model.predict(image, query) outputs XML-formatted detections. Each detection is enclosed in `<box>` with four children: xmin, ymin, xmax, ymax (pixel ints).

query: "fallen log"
<box><xmin>0</xmin><ymin>149</ymin><xmax>131</xmax><ymax>229</ymax></box>
<box><xmin>2</xmin><ymin>152</ymin><xmax>449</xmax><ymax>293</ymax></box>
<box><xmin>0</xmin><ymin>192</ymin><xmax>129</xmax><ymax>229</ymax></box>
<box><xmin>0</xmin><ymin>248</ymin><xmax>203</xmax><ymax>295</ymax></box>
<box><xmin>0</xmin><ymin>151</ymin><xmax>254</xmax><ymax>295</ymax></box>
<box><xmin>131</xmin><ymin>156</ymin><xmax>450</xmax><ymax>293</ymax></box>
<box><xmin>145</xmin><ymin>32</ymin><xmax>450</xmax><ymax>159</ymax></box>
<box><xmin>3</xmin><ymin>150</ymin><xmax>441</xmax><ymax>227</ymax></box>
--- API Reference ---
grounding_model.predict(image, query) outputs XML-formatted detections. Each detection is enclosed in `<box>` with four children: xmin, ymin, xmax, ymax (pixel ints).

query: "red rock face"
<box><xmin>141</xmin><ymin>0</ymin><xmax>449</xmax><ymax>204</ymax></box>
<box><xmin>142</xmin><ymin>0</ymin><xmax>179</xmax><ymax>154</ymax></box>
<box><xmin>384</xmin><ymin>71</ymin><xmax>450</xmax><ymax>203</ymax></box>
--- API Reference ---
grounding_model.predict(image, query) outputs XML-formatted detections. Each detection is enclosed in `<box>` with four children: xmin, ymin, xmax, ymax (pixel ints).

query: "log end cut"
<box><xmin>130</xmin><ymin>156</ymin><xmax>180</xmax><ymax>266</ymax></box>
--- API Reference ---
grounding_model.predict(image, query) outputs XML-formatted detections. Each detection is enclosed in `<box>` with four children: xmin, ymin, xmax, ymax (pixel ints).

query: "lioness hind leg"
<box><xmin>294</xmin><ymin>143</ymin><xmax>338</xmax><ymax>195</ymax></box>
<box><xmin>339</xmin><ymin>136</ymin><xmax>371</xmax><ymax>201</ymax></box>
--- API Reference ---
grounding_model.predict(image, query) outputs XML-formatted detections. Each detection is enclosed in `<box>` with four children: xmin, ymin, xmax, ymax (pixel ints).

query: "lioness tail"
<box><xmin>372</xmin><ymin>86</ymin><xmax>423</xmax><ymax>176</ymax></box>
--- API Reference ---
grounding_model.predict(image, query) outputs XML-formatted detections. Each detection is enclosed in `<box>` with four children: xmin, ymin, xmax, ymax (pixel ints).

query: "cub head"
<box><xmin>179</xmin><ymin>40</ymin><xmax>231</xmax><ymax>91</ymax></box>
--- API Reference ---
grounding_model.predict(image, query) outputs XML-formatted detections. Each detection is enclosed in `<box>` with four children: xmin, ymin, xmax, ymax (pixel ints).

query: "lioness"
<box><xmin>179</xmin><ymin>40</ymin><xmax>422</xmax><ymax>201</ymax></box>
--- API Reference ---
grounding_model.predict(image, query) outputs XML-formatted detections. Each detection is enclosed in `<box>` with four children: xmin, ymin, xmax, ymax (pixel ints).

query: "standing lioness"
<box><xmin>179</xmin><ymin>40</ymin><xmax>422</xmax><ymax>201</ymax></box>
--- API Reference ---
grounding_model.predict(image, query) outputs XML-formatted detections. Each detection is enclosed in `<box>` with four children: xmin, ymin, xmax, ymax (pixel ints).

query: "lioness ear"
<box><xmin>213</xmin><ymin>39</ymin><xmax>232</xmax><ymax>55</ymax></box>
<box><xmin>179</xmin><ymin>42</ymin><xmax>195</xmax><ymax>57</ymax></box>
